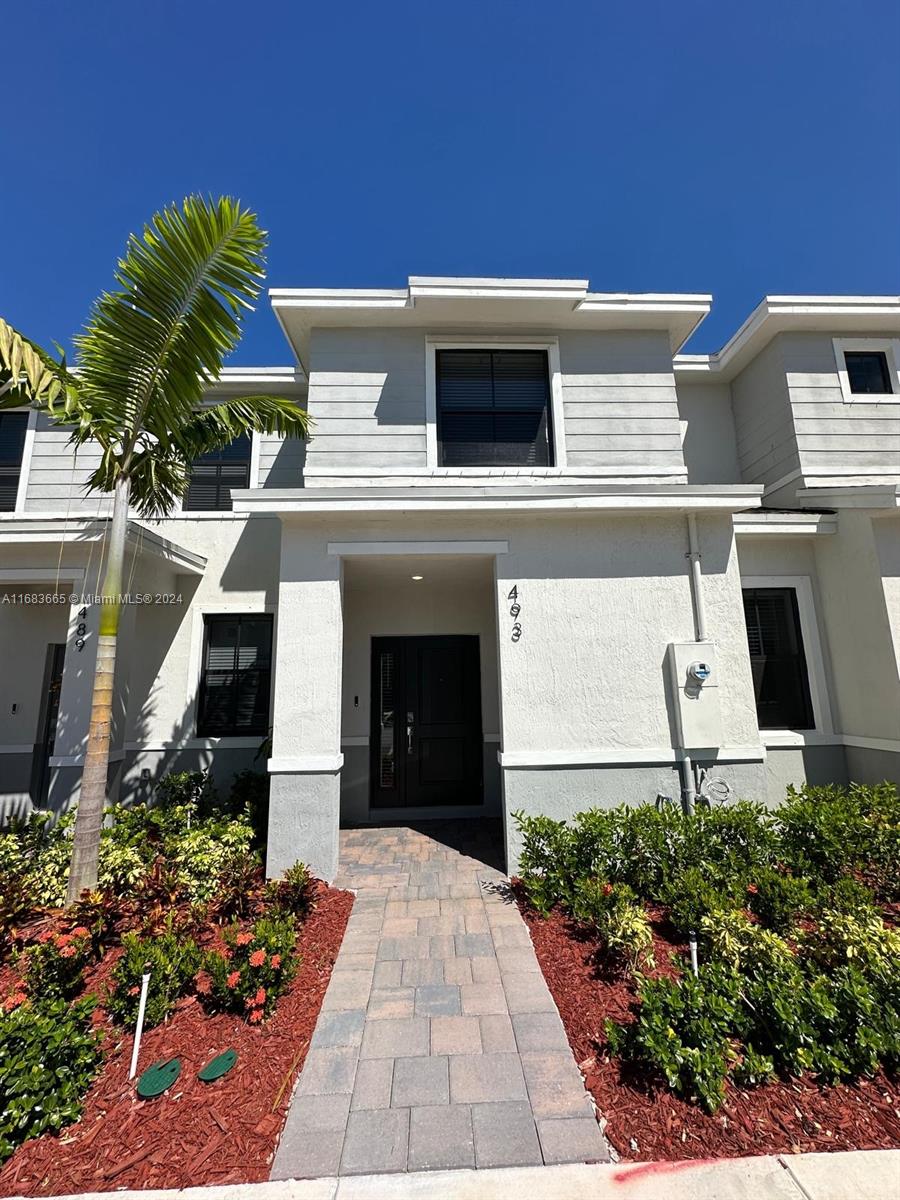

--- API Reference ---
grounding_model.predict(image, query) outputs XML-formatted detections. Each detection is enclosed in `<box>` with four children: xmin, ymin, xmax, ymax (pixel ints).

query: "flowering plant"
<box><xmin>204</xmin><ymin>914</ymin><xmax>297</xmax><ymax>1022</ymax></box>
<box><xmin>20</xmin><ymin>926</ymin><xmax>93</xmax><ymax>1002</ymax></box>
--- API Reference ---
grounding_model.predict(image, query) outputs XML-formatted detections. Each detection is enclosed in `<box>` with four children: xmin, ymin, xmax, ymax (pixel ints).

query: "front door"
<box><xmin>370</xmin><ymin>635</ymin><xmax>483</xmax><ymax>808</ymax></box>
<box><xmin>31</xmin><ymin>643</ymin><xmax>66</xmax><ymax>805</ymax></box>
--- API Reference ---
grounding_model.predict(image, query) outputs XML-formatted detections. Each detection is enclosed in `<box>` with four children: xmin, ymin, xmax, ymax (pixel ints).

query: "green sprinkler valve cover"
<box><xmin>198</xmin><ymin>1049</ymin><xmax>237</xmax><ymax>1082</ymax></box>
<box><xmin>136</xmin><ymin>1057</ymin><xmax>181</xmax><ymax>1099</ymax></box>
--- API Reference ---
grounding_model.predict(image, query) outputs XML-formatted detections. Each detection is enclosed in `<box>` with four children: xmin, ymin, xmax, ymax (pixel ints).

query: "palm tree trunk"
<box><xmin>66</xmin><ymin>475</ymin><xmax>131</xmax><ymax>902</ymax></box>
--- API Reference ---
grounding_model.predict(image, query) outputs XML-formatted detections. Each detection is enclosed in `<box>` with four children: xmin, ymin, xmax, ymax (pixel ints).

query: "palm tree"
<box><xmin>0</xmin><ymin>196</ymin><xmax>309</xmax><ymax>900</ymax></box>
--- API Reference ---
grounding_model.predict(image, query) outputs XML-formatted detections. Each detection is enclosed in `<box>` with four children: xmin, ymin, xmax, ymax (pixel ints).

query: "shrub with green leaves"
<box><xmin>660</xmin><ymin>867</ymin><xmax>730</xmax><ymax>937</ymax></box>
<box><xmin>0</xmin><ymin>997</ymin><xmax>102</xmax><ymax>1163</ymax></box>
<box><xmin>106</xmin><ymin>926</ymin><xmax>201</xmax><ymax>1029</ymax></box>
<box><xmin>778</xmin><ymin>781</ymin><xmax>900</xmax><ymax>900</ymax></box>
<box><xmin>514</xmin><ymin>813</ymin><xmax>578</xmax><ymax>915</ymax></box>
<box><xmin>572</xmin><ymin>880</ymin><xmax>654</xmax><ymax>969</ymax></box>
<box><xmin>204</xmin><ymin>914</ymin><xmax>298</xmax><ymax>1022</ymax></box>
<box><xmin>266</xmin><ymin>860</ymin><xmax>316</xmax><ymax>919</ymax></box>
<box><xmin>606</xmin><ymin>963</ymin><xmax>743</xmax><ymax>1112</ymax></box>
<box><xmin>746</xmin><ymin>866</ymin><xmax>814</xmax><ymax>934</ymax></box>
<box><xmin>21</xmin><ymin>927</ymin><xmax>93</xmax><ymax>1002</ymax></box>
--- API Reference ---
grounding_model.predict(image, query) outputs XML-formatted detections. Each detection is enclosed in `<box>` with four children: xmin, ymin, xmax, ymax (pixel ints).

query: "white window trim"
<box><xmin>187</xmin><ymin>601</ymin><xmax>276</xmax><ymax>739</ymax></box>
<box><xmin>741</xmin><ymin>574</ymin><xmax>833</xmax><ymax>739</ymax></box>
<box><xmin>833</xmin><ymin>337</ymin><xmax>900</xmax><ymax>404</ymax></box>
<box><xmin>424</xmin><ymin>337</ymin><xmax>567</xmax><ymax>471</ymax></box>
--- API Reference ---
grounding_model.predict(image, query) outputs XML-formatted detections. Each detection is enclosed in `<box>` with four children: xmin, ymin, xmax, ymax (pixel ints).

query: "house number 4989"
<box><xmin>507</xmin><ymin>586</ymin><xmax>522</xmax><ymax>642</ymax></box>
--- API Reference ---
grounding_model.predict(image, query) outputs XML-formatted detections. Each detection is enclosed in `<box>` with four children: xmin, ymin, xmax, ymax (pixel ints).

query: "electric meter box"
<box><xmin>667</xmin><ymin>641</ymin><xmax>723</xmax><ymax>750</ymax></box>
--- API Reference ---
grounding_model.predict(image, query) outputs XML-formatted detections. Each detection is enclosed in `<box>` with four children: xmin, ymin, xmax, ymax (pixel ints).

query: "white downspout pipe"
<box><xmin>682</xmin><ymin>513</ymin><xmax>706</xmax><ymax>975</ymax></box>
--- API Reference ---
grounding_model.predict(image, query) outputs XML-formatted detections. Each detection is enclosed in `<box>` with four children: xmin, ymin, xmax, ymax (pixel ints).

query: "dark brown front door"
<box><xmin>31</xmin><ymin>643</ymin><xmax>66</xmax><ymax>804</ymax></box>
<box><xmin>370</xmin><ymin>636</ymin><xmax>483</xmax><ymax>809</ymax></box>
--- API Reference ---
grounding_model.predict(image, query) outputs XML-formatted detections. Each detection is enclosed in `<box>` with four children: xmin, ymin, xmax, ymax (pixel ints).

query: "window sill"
<box><xmin>760</xmin><ymin>730</ymin><xmax>836</xmax><ymax>748</ymax></box>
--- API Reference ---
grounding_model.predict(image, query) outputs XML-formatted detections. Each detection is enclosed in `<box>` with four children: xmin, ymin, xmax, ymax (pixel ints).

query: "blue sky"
<box><xmin>4</xmin><ymin>0</ymin><xmax>898</xmax><ymax>363</ymax></box>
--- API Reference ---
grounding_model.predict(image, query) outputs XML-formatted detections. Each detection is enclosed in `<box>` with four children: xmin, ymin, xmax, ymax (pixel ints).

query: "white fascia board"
<box><xmin>269</xmin><ymin>288</ymin><xmax>410</xmax><ymax>308</ymax></box>
<box><xmin>409</xmin><ymin>276</ymin><xmax>590</xmax><ymax>301</ymax></box>
<box><xmin>674</xmin><ymin>294</ymin><xmax>900</xmax><ymax>382</ymax></box>
<box><xmin>733</xmin><ymin>511</ymin><xmax>838</xmax><ymax>536</ymax></box>
<box><xmin>0</xmin><ymin>518</ymin><xmax>206</xmax><ymax>574</ymax></box>
<box><xmin>128</xmin><ymin>524</ymin><xmax>207</xmax><ymax>575</ymax></box>
<box><xmin>795</xmin><ymin>484</ymin><xmax>900</xmax><ymax>510</ymax></box>
<box><xmin>232</xmin><ymin>484</ymin><xmax>763</xmax><ymax>517</ymax></box>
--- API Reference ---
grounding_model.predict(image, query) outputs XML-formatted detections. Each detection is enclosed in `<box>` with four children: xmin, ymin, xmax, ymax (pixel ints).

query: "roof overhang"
<box><xmin>733</xmin><ymin>510</ymin><xmax>837</xmax><ymax>536</ymax></box>
<box><xmin>233</xmin><ymin>483</ymin><xmax>762</xmax><ymax>518</ymax></box>
<box><xmin>205</xmin><ymin>365</ymin><xmax>309</xmax><ymax>394</ymax></box>
<box><xmin>795</xmin><ymin>484</ymin><xmax>900</xmax><ymax>511</ymax></box>
<box><xmin>674</xmin><ymin>295</ymin><xmax>900</xmax><ymax>383</ymax></box>
<box><xmin>269</xmin><ymin>277</ymin><xmax>712</xmax><ymax>372</ymax></box>
<box><xmin>0</xmin><ymin>518</ymin><xmax>207</xmax><ymax>575</ymax></box>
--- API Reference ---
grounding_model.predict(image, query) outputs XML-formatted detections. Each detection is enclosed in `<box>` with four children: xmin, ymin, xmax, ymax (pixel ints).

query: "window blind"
<box><xmin>436</xmin><ymin>350</ymin><xmax>552</xmax><ymax>466</ymax></box>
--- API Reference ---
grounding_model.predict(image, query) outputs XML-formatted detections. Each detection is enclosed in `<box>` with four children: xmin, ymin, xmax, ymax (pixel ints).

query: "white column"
<box><xmin>266</xmin><ymin>520</ymin><xmax>344</xmax><ymax>882</ymax></box>
<box><xmin>48</xmin><ymin>580</ymin><xmax>102</xmax><ymax>811</ymax></box>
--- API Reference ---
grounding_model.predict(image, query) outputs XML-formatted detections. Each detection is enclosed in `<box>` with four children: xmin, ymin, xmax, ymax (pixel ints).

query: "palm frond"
<box><xmin>89</xmin><ymin>445</ymin><xmax>190</xmax><ymax>519</ymax></box>
<box><xmin>74</xmin><ymin>196</ymin><xmax>269</xmax><ymax>467</ymax></box>
<box><xmin>0</xmin><ymin>318</ymin><xmax>78</xmax><ymax>409</ymax></box>
<box><xmin>175</xmin><ymin>395</ymin><xmax>311</xmax><ymax>459</ymax></box>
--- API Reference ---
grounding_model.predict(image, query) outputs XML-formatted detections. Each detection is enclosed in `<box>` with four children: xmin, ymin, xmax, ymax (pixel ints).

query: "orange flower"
<box><xmin>601</xmin><ymin>883</ymin><xmax>614</xmax><ymax>896</ymax></box>
<box><xmin>4</xmin><ymin>992</ymin><xmax>27</xmax><ymax>1012</ymax></box>
<box><xmin>746</xmin><ymin>883</ymin><xmax>758</xmax><ymax>895</ymax></box>
<box><xmin>71</xmin><ymin>926</ymin><xmax>90</xmax><ymax>938</ymax></box>
<box><xmin>59</xmin><ymin>944</ymin><xmax>77</xmax><ymax>959</ymax></box>
<box><xmin>227</xmin><ymin>971</ymin><xmax>241</xmax><ymax>988</ymax></box>
<box><xmin>37</xmin><ymin>929</ymin><xmax>55</xmax><ymax>944</ymax></box>
<box><xmin>128</xmin><ymin>985</ymin><xmax>140</xmax><ymax>996</ymax></box>
<box><xmin>270</xmin><ymin>954</ymin><xmax>282</xmax><ymax>969</ymax></box>
<box><xmin>248</xmin><ymin>1008</ymin><xmax>263</xmax><ymax>1023</ymax></box>
<box><xmin>236</xmin><ymin>932</ymin><xmax>253</xmax><ymax>946</ymax></box>
<box><xmin>56</xmin><ymin>934</ymin><xmax>72</xmax><ymax>947</ymax></box>
<box><xmin>248</xmin><ymin>949</ymin><xmax>266</xmax><ymax>967</ymax></box>
<box><xmin>254</xmin><ymin>987</ymin><xmax>266</xmax><ymax>1006</ymax></box>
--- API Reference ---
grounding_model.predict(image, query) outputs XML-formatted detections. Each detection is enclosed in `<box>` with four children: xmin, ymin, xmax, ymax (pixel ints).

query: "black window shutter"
<box><xmin>742</xmin><ymin>588</ymin><xmax>814</xmax><ymax>729</ymax></box>
<box><xmin>183</xmin><ymin>434</ymin><xmax>252</xmax><ymax>511</ymax></box>
<box><xmin>198</xmin><ymin>613</ymin><xmax>273</xmax><ymax>736</ymax></box>
<box><xmin>437</xmin><ymin>350</ymin><xmax>552</xmax><ymax>466</ymax></box>
<box><xmin>0</xmin><ymin>412</ymin><xmax>28</xmax><ymax>512</ymax></box>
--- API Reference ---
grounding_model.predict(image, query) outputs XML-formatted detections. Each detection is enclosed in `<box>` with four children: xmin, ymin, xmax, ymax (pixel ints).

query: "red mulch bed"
<box><xmin>0</xmin><ymin>884</ymin><xmax>353</xmax><ymax>1197</ymax></box>
<box><xmin>514</xmin><ymin>887</ymin><xmax>900</xmax><ymax>1162</ymax></box>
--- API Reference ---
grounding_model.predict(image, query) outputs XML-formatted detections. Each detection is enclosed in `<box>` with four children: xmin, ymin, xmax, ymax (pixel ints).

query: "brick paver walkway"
<box><xmin>271</xmin><ymin>821</ymin><xmax>609</xmax><ymax>1179</ymax></box>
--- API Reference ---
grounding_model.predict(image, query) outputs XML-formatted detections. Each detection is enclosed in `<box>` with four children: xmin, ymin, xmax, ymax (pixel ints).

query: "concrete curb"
<box><xmin>18</xmin><ymin>1148</ymin><xmax>900</xmax><ymax>1200</ymax></box>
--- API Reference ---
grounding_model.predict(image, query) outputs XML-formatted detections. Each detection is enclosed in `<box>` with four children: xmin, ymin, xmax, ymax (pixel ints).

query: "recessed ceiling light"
<box><xmin>411</xmin><ymin>575</ymin><xmax>424</xmax><ymax>581</ymax></box>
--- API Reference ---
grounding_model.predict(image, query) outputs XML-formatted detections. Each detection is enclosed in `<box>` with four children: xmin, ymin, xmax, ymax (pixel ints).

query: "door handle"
<box><xmin>407</xmin><ymin>711</ymin><xmax>414</xmax><ymax>755</ymax></box>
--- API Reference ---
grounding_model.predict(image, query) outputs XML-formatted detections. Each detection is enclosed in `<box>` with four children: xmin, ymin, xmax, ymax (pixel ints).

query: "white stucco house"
<box><xmin>1</xmin><ymin>279</ymin><xmax>899</xmax><ymax>881</ymax></box>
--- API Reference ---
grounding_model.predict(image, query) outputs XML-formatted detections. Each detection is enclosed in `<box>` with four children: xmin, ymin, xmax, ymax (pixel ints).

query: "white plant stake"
<box><xmin>129</xmin><ymin>969</ymin><xmax>151</xmax><ymax>1080</ymax></box>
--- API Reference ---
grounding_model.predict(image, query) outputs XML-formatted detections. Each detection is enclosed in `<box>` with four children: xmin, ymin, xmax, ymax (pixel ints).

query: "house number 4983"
<box><xmin>507</xmin><ymin>586</ymin><xmax>522</xmax><ymax>642</ymax></box>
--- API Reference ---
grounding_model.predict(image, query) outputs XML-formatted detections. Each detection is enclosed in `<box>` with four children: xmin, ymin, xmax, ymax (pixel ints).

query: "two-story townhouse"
<box><xmin>1</xmin><ymin>279</ymin><xmax>898</xmax><ymax>882</ymax></box>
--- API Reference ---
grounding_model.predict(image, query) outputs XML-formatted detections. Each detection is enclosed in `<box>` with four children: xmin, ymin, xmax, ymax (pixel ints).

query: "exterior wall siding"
<box><xmin>779</xmin><ymin>332</ymin><xmax>900</xmax><ymax>486</ymax></box>
<box><xmin>25</xmin><ymin>414</ymin><xmax>108</xmax><ymax>514</ymax></box>
<box><xmin>730</xmin><ymin>339</ymin><xmax>799</xmax><ymax>492</ymax></box>
<box><xmin>557</xmin><ymin>330</ymin><xmax>686</xmax><ymax>477</ymax></box>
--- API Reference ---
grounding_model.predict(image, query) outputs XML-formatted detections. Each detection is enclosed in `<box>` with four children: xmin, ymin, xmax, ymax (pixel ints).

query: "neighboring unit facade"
<box><xmin>1</xmin><ymin>279</ymin><xmax>899</xmax><ymax>881</ymax></box>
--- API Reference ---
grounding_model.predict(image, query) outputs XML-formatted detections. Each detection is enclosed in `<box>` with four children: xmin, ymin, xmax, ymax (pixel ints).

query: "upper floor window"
<box><xmin>834</xmin><ymin>338</ymin><xmax>900</xmax><ymax>403</ymax></box>
<box><xmin>183</xmin><ymin>434</ymin><xmax>251</xmax><ymax>511</ymax></box>
<box><xmin>742</xmin><ymin>587</ymin><xmax>814</xmax><ymax>729</ymax></box>
<box><xmin>0</xmin><ymin>411</ymin><xmax>29</xmax><ymax>512</ymax></box>
<box><xmin>844</xmin><ymin>351</ymin><xmax>891</xmax><ymax>395</ymax></box>
<box><xmin>436</xmin><ymin>349</ymin><xmax>553</xmax><ymax>467</ymax></box>
<box><xmin>197</xmin><ymin>613</ymin><xmax>273</xmax><ymax>736</ymax></box>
